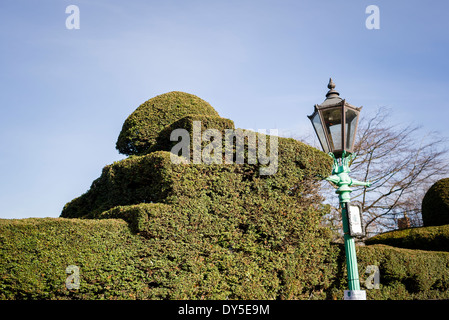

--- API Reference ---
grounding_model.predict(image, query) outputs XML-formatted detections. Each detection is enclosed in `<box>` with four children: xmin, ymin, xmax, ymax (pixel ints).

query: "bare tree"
<box><xmin>316</xmin><ymin>107</ymin><xmax>449</xmax><ymax>239</ymax></box>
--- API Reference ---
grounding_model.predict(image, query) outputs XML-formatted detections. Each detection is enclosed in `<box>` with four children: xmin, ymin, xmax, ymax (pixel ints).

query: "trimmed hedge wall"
<box><xmin>365</xmin><ymin>224</ymin><xmax>449</xmax><ymax>252</ymax></box>
<box><xmin>356</xmin><ymin>245</ymin><xmax>449</xmax><ymax>300</ymax></box>
<box><xmin>97</xmin><ymin>203</ymin><xmax>337</xmax><ymax>299</ymax></box>
<box><xmin>2</xmin><ymin>218</ymin><xmax>449</xmax><ymax>300</ymax></box>
<box><xmin>0</xmin><ymin>218</ymin><xmax>152</xmax><ymax>299</ymax></box>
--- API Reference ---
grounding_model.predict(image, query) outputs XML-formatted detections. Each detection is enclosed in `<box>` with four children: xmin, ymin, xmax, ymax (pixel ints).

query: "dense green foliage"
<box><xmin>0</xmin><ymin>218</ymin><xmax>151</xmax><ymax>299</ymax></box>
<box><xmin>58</xmin><ymin>90</ymin><xmax>342</xmax><ymax>299</ymax></box>
<box><xmin>58</xmin><ymin>139</ymin><xmax>337</xmax><ymax>299</ymax></box>
<box><xmin>152</xmin><ymin>114</ymin><xmax>235</xmax><ymax>154</ymax></box>
<box><xmin>365</xmin><ymin>224</ymin><xmax>449</xmax><ymax>252</ymax></box>
<box><xmin>116</xmin><ymin>91</ymin><xmax>219</xmax><ymax>156</ymax></box>
<box><xmin>422</xmin><ymin>178</ymin><xmax>449</xmax><ymax>226</ymax></box>
<box><xmin>325</xmin><ymin>244</ymin><xmax>449</xmax><ymax>300</ymax></box>
<box><xmin>97</xmin><ymin>203</ymin><xmax>336</xmax><ymax>299</ymax></box>
<box><xmin>356</xmin><ymin>245</ymin><xmax>449</xmax><ymax>300</ymax></box>
<box><xmin>61</xmin><ymin>152</ymin><xmax>177</xmax><ymax>218</ymax></box>
<box><xmin>2</xmin><ymin>218</ymin><xmax>449</xmax><ymax>300</ymax></box>
<box><xmin>61</xmin><ymin>137</ymin><xmax>332</xmax><ymax>219</ymax></box>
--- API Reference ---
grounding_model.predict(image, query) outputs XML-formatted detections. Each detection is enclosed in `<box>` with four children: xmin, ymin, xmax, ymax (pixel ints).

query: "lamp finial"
<box><xmin>326</xmin><ymin>77</ymin><xmax>339</xmax><ymax>98</ymax></box>
<box><xmin>328</xmin><ymin>78</ymin><xmax>336</xmax><ymax>90</ymax></box>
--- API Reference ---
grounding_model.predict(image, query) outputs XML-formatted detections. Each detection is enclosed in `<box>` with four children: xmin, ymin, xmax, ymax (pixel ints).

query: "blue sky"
<box><xmin>1</xmin><ymin>0</ymin><xmax>448</xmax><ymax>219</ymax></box>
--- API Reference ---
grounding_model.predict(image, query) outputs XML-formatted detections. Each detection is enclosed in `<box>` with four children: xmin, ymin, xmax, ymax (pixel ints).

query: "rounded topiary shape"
<box><xmin>116</xmin><ymin>91</ymin><xmax>219</xmax><ymax>155</ymax></box>
<box><xmin>422</xmin><ymin>178</ymin><xmax>449</xmax><ymax>227</ymax></box>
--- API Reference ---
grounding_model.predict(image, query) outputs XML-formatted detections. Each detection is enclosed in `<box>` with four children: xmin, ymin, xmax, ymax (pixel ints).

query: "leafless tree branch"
<box><xmin>318</xmin><ymin>106</ymin><xmax>449</xmax><ymax>239</ymax></box>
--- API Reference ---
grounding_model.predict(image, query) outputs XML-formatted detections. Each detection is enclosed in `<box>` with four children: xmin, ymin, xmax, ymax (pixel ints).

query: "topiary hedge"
<box><xmin>116</xmin><ymin>91</ymin><xmax>220</xmax><ymax>156</ymax></box>
<box><xmin>422</xmin><ymin>178</ymin><xmax>449</xmax><ymax>227</ymax></box>
<box><xmin>56</xmin><ymin>90</ymin><xmax>341</xmax><ymax>299</ymax></box>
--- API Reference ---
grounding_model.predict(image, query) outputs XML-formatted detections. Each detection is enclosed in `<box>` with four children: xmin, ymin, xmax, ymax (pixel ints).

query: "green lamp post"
<box><xmin>308</xmin><ymin>79</ymin><xmax>371</xmax><ymax>300</ymax></box>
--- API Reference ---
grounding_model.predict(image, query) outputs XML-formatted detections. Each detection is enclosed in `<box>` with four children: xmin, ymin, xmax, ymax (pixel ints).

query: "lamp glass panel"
<box><xmin>311</xmin><ymin>112</ymin><xmax>329</xmax><ymax>153</ymax></box>
<box><xmin>322</xmin><ymin>108</ymin><xmax>342</xmax><ymax>151</ymax></box>
<box><xmin>345</xmin><ymin>108</ymin><xmax>359</xmax><ymax>151</ymax></box>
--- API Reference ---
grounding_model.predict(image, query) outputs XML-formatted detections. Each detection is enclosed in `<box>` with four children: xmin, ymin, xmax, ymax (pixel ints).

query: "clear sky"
<box><xmin>1</xmin><ymin>0</ymin><xmax>448</xmax><ymax>219</ymax></box>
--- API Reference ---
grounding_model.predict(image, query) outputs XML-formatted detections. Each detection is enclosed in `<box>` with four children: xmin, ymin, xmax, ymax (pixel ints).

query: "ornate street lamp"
<box><xmin>308</xmin><ymin>78</ymin><xmax>361</xmax><ymax>158</ymax></box>
<box><xmin>308</xmin><ymin>79</ymin><xmax>371</xmax><ymax>300</ymax></box>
